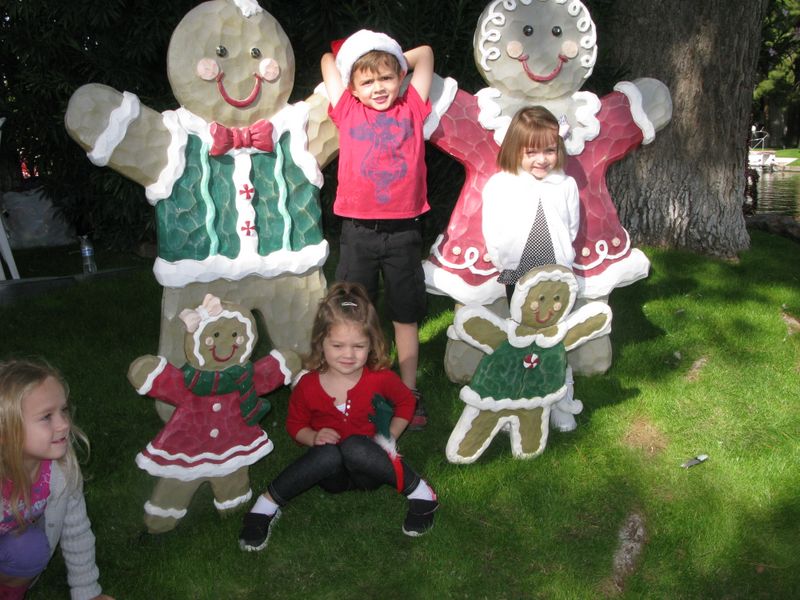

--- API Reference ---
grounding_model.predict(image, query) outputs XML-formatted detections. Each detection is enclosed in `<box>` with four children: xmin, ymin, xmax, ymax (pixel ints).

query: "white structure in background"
<box><xmin>748</xmin><ymin>126</ymin><xmax>794</xmax><ymax>172</ymax></box>
<box><xmin>0</xmin><ymin>117</ymin><xmax>21</xmax><ymax>280</ymax></box>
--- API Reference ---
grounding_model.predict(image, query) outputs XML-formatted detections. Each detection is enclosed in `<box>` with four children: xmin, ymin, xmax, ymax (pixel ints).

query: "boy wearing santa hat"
<box><xmin>321</xmin><ymin>30</ymin><xmax>434</xmax><ymax>429</ymax></box>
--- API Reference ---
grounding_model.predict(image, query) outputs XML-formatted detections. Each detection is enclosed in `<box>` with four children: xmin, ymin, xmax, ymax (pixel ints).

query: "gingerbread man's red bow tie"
<box><xmin>209</xmin><ymin>120</ymin><xmax>274</xmax><ymax>156</ymax></box>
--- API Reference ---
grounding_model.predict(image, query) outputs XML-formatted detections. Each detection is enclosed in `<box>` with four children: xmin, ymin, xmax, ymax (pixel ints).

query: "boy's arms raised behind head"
<box><xmin>321</xmin><ymin>52</ymin><xmax>346</xmax><ymax>108</ymax></box>
<box><xmin>404</xmin><ymin>45</ymin><xmax>434</xmax><ymax>102</ymax></box>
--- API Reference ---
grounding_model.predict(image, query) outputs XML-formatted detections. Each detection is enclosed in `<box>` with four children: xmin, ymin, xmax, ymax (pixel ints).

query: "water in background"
<box><xmin>755</xmin><ymin>171</ymin><xmax>799</xmax><ymax>216</ymax></box>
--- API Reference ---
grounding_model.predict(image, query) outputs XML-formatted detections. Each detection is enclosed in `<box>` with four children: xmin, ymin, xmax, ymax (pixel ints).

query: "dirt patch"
<box><xmin>623</xmin><ymin>416</ymin><xmax>667</xmax><ymax>456</ymax></box>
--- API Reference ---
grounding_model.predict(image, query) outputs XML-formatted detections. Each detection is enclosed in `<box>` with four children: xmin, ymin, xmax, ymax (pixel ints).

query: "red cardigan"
<box><xmin>286</xmin><ymin>368</ymin><xmax>415</xmax><ymax>441</ymax></box>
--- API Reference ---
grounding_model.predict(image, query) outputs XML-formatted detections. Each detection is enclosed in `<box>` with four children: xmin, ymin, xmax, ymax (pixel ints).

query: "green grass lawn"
<box><xmin>773</xmin><ymin>148</ymin><xmax>800</xmax><ymax>162</ymax></box>
<box><xmin>2</xmin><ymin>231</ymin><xmax>799</xmax><ymax>599</ymax></box>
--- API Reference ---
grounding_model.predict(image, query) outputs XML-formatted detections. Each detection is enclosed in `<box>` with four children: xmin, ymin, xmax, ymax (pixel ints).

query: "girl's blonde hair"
<box><xmin>0</xmin><ymin>359</ymin><xmax>88</xmax><ymax>528</ymax></box>
<box><xmin>497</xmin><ymin>106</ymin><xmax>567</xmax><ymax>173</ymax></box>
<box><xmin>304</xmin><ymin>282</ymin><xmax>391</xmax><ymax>372</ymax></box>
<box><xmin>349</xmin><ymin>50</ymin><xmax>403</xmax><ymax>86</ymax></box>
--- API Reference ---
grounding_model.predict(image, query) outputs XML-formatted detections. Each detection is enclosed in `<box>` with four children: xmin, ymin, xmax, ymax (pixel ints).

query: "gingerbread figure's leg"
<box><xmin>144</xmin><ymin>476</ymin><xmax>204</xmax><ymax>534</ymax></box>
<box><xmin>508</xmin><ymin>407</ymin><xmax>551</xmax><ymax>459</ymax></box>
<box><xmin>209</xmin><ymin>467</ymin><xmax>252</xmax><ymax>516</ymax></box>
<box><xmin>446</xmin><ymin>406</ymin><xmax>507</xmax><ymax>464</ymax></box>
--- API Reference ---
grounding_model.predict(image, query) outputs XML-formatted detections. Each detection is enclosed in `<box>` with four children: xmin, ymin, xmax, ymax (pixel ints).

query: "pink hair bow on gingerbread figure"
<box><xmin>179</xmin><ymin>294</ymin><xmax>224</xmax><ymax>332</ymax></box>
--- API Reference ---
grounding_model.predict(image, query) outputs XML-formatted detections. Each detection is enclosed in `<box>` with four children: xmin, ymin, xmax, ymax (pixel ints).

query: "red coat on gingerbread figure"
<box><xmin>423</xmin><ymin>0</ymin><xmax>672</xmax><ymax>395</ymax></box>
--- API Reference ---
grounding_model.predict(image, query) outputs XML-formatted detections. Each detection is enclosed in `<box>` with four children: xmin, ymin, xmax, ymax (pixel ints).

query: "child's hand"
<box><xmin>314</xmin><ymin>428</ymin><xmax>341</xmax><ymax>445</ymax></box>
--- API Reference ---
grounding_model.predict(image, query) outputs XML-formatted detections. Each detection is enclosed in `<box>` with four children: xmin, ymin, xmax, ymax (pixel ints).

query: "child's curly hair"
<box><xmin>304</xmin><ymin>282</ymin><xmax>391</xmax><ymax>372</ymax></box>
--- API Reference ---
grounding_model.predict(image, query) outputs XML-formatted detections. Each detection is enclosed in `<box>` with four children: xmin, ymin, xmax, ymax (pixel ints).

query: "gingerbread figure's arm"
<box><xmin>127</xmin><ymin>355</ymin><xmax>184</xmax><ymax>405</ymax></box>
<box><xmin>65</xmin><ymin>83</ymin><xmax>171</xmax><ymax>187</ymax></box>
<box><xmin>253</xmin><ymin>349</ymin><xmax>301</xmax><ymax>395</ymax></box>
<box><xmin>562</xmin><ymin>302</ymin><xmax>613</xmax><ymax>351</ymax></box>
<box><xmin>304</xmin><ymin>88</ymin><xmax>339</xmax><ymax>169</ymax></box>
<box><xmin>452</xmin><ymin>305</ymin><xmax>508</xmax><ymax>354</ymax></box>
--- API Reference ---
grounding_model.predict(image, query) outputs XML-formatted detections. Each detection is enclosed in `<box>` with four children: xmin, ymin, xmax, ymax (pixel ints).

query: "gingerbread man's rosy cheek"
<box><xmin>560</xmin><ymin>40</ymin><xmax>578</xmax><ymax>59</ymax></box>
<box><xmin>553</xmin><ymin>301</ymin><xmax>563</xmax><ymax>312</ymax></box>
<box><xmin>204</xmin><ymin>336</ymin><xmax>214</xmax><ymax>347</ymax></box>
<box><xmin>258</xmin><ymin>58</ymin><xmax>280</xmax><ymax>82</ymax></box>
<box><xmin>506</xmin><ymin>40</ymin><xmax>524</xmax><ymax>59</ymax></box>
<box><xmin>236</xmin><ymin>335</ymin><xmax>245</xmax><ymax>345</ymax></box>
<box><xmin>196</xmin><ymin>58</ymin><xmax>220</xmax><ymax>81</ymax></box>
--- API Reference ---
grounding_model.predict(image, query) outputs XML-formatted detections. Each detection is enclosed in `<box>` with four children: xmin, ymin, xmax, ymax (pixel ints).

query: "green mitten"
<box><xmin>369</xmin><ymin>393</ymin><xmax>395</xmax><ymax>439</ymax></box>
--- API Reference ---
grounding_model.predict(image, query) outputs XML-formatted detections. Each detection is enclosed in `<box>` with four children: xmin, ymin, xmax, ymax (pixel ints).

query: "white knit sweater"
<box><xmin>38</xmin><ymin>460</ymin><xmax>104</xmax><ymax>600</ymax></box>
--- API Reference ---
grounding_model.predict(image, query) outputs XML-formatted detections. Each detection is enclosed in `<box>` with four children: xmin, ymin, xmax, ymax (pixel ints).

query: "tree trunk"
<box><xmin>602</xmin><ymin>0</ymin><xmax>769</xmax><ymax>257</ymax></box>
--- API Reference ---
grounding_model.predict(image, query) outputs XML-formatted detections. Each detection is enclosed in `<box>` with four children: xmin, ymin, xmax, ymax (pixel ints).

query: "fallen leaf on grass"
<box><xmin>781</xmin><ymin>310</ymin><xmax>800</xmax><ymax>335</ymax></box>
<box><xmin>686</xmin><ymin>356</ymin><xmax>708</xmax><ymax>381</ymax></box>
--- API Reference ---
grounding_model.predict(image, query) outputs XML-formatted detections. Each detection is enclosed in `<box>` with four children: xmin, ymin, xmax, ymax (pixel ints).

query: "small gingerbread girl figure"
<box><xmin>127</xmin><ymin>293</ymin><xmax>300</xmax><ymax>534</ymax></box>
<box><xmin>446</xmin><ymin>265</ymin><xmax>611</xmax><ymax>463</ymax></box>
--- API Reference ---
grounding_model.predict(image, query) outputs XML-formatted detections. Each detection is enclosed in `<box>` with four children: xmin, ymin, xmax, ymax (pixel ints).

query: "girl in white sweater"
<box><xmin>0</xmin><ymin>359</ymin><xmax>112</xmax><ymax>600</ymax></box>
<box><xmin>482</xmin><ymin>105</ymin><xmax>580</xmax><ymax>303</ymax></box>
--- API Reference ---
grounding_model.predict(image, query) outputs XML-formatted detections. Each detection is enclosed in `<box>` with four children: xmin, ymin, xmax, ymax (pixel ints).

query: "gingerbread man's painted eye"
<box><xmin>539</xmin><ymin>295</ymin><xmax>546</xmax><ymax>302</ymax></box>
<box><xmin>523</xmin><ymin>25</ymin><xmax>534</xmax><ymax>37</ymax></box>
<box><xmin>232</xmin><ymin>331</ymin><xmax>238</xmax><ymax>337</ymax></box>
<box><xmin>251</xmin><ymin>47</ymin><xmax>261</xmax><ymax>59</ymax></box>
<box><xmin>213</xmin><ymin>331</ymin><xmax>220</xmax><ymax>338</ymax></box>
<box><xmin>554</xmin><ymin>295</ymin><xmax>561</xmax><ymax>302</ymax></box>
<box><xmin>216</xmin><ymin>46</ymin><xmax>228</xmax><ymax>58</ymax></box>
<box><xmin>552</xmin><ymin>26</ymin><xmax>562</xmax><ymax>37</ymax></box>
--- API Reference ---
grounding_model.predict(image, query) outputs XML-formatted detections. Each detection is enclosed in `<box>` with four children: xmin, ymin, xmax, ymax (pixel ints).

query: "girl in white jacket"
<box><xmin>482</xmin><ymin>105</ymin><xmax>580</xmax><ymax>303</ymax></box>
<box><xmin>482</xmin><ymin>106</ymin><xmax>583</xmax><ymax>433</ymax></box>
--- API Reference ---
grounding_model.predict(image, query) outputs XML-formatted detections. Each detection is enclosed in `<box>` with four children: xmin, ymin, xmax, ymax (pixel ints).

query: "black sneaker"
<box><xmin>407</xmin><ymin>389</ymin><xmax>427</xmax><ymax>431</ymax></box>
<box><xmin>238</xmin><ymin>510</ymin><xmax>280</xmax><ymax>552</ymax></box>
<box><xmin>402</xmin><ymin>498</ymin><xmax>439</xmax><ymax>537</ymax></box>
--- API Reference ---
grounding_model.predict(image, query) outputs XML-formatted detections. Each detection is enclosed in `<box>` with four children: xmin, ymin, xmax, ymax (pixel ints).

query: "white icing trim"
<box><xmin>427</xmin><ymin>234</ymin><xmax>498</xmax><ymax>277</ymax></box>
<box><xmin>145</xmin><ymin>110</ymin><xmax>187</xmax><ymax>204</ymax></box>
<box><xmin>135</xmin><ymin>437</ymin><xmax>274</xmax><ymax>481</ymax></box>
<box><xmin>137</xmin><ymin>356</ymin><xmax>168</xmax><ymax>395</ymax></box>
<box><xmin>508</xmin><ymin>320</ymin><xmax>567</xmax><ymax>349</ymax></box>
<box><xmin>475</xmin><ymin>88</ymin><xmax>511</xmax><ymax>146</ymax></box>
<box><xmin>214</xmin><ymin>488</ymin><xmax>252</xmax><ymax>511</ymax></box>
<box><xmin>154</xmin><ymin>240</ymin><xmax>328</xmax><ymax>287</ymax></box>
<box><xmin>232</xmin><ymin>0</ymin><xmax>263</xmax><ymax>18</ymax></box>
<box><xmin>460</xmin><ymin>384</ymin><xmax>565</xmax><ymax>412</ymax></box>
<box><xmin>575</xmin><ymin>248</ymin><xmax>650</xmax><ymax>299</ymax></box>
<box><xmin>614</xmin><ymin>81</ymin><xmax>655</xmax><ymax>144</ymax></box>
<box><xmin>144</xmin><ymin>501</ymin><xmax>187</xmax><ymax>519</ymax></box>
<box><xmin>573</xmin><ymin>230</ymin><xmax>632</xmax><ymax>271</ymax></box>
<box><xmin>87</xmin><ymin>91</ymin><xmax>141</xmax><ymax>167</ymax></box>
<box><xmin>269</xmin><ymin>349</ymin><xmax>293</xmax><ymax>385</ymax></box>
<box><xmin>423</xmin><ymin>75</ymin><xmax>458</xmax><ymax>139</ymax></box>
<box><xmin>423</xmin><ymin>258</ymin><xmax>504</xmax><ymax>306</ymax></box>
<box><xmin>277</xmin><ymin>101</ymin><xmax>324</xmax><ymax>188</ymax></box>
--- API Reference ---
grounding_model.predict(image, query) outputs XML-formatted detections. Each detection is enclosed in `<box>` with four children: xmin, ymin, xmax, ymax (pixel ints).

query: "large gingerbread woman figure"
<box><xmin>424</xmin><ymin>0</ymin><xmax>672</xmax><ymax>384</ymax></box>
<box><xmin>65</xmin><ymin>0</ymin><xmax>337</xmax><ymax>419</ymax></box>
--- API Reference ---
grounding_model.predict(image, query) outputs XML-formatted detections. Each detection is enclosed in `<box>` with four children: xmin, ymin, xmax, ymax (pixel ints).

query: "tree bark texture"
<box><xmin>602</xmin><ymin>0</ymin><xmax>769</xmax><ymax>257</ymax></box>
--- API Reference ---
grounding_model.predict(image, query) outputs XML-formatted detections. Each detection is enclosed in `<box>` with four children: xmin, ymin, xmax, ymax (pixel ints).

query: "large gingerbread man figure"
<box><xmin>424</xmin><ymin>0</ymin><xmax>672</xmax><ymax>385</ymax></box>
<box><xmin>65</xmin><ymin>0</ymin><xmax>337</xmax><ymax>418</ymax></box>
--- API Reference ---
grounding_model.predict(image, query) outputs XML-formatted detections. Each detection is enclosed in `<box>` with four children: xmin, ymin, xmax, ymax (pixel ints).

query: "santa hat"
<box><xmin>333</xmin><ymin>29</ymin><xmax>407</xmax><ymax>84</ymax></box>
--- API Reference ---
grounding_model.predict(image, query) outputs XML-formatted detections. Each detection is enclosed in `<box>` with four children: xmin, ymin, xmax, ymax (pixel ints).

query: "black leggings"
<box><xmin>267</xmin><ymin>435</ymin><xmax>421</xmax><ymax>506</ymax></box>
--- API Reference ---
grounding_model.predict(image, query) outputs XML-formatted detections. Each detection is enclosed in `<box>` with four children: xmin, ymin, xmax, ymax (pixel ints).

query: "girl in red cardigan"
<box><xmin>238</xmin><ymin>282</ymin><xmax>437</xmax><ymax>552</ymax></box>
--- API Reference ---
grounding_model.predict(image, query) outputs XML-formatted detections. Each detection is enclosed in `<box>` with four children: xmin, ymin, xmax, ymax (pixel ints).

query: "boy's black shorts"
<box><xmin>335</xmin><ymin>218</ymin><xmax>427</xmax><ymax>324</ymax></box>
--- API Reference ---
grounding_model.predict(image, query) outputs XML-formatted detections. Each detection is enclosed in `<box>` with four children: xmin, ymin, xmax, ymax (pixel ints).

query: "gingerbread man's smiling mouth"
<box><xmin>211</xmin><ymin>344</ymin><xmax>238</xmax><ymax>362</ymax></box>
<box><xmin>518</xmin><ymin>53</ymin><xmax>568</xmax><ymax>83</ymax></box>
<box><xmin>216</xmin><ymin>72</ymin><xmax>263</xmax><ymax>108</ymax></box>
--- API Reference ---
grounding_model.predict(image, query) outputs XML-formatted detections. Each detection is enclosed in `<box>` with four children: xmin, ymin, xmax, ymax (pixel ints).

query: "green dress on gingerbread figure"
<box><xmin>446</xmin><ymin>265</ymin><xmax>612</xmax><ymax>463</ymax></box>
